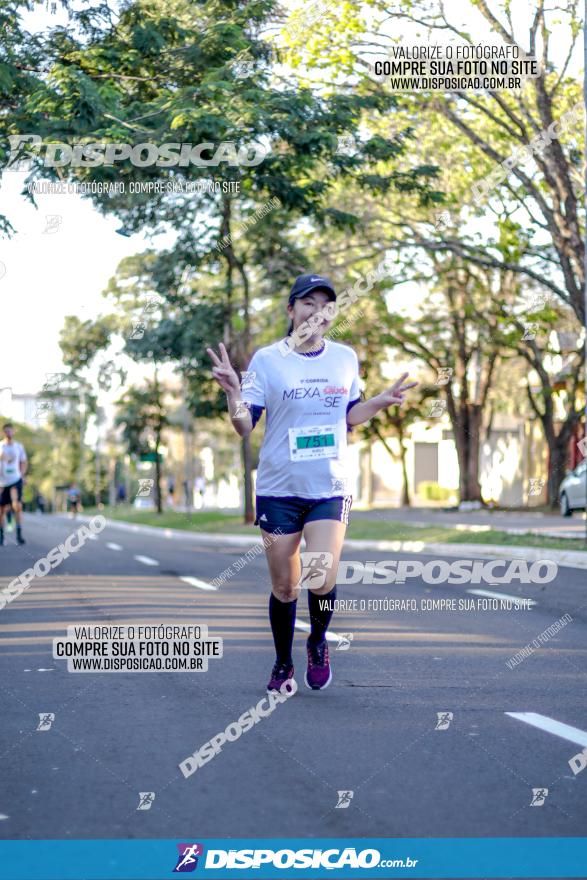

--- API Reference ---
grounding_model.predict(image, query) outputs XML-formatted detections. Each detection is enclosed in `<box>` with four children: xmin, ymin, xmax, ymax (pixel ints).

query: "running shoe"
<box><xmin>305</xmin><ymin>638</ymin><xmax>332</xmax><ymax>690</ymax></box>
<box><xmin>16</xmin><ymin>528</ymin><xmax>25</xmax><ymax>545</ymax></box>
<box><xmin>267</xmin><ymin>660</ymin><xmax>295</xmax><ymax>694</ymax></box>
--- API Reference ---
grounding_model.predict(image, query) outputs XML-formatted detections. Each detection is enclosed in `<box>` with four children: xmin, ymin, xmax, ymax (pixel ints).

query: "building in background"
<box><xmin>352</xmin><ymin>414</ymin><xmax>552</xmax><ymax>509</ymax></box>
<box><xmin>0</xmin><ymin>388</ymin><xmax>40</xmax><ymax>426</ymax></box>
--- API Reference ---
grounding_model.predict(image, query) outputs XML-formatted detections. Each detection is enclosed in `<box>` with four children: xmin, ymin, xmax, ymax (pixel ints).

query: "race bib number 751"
<box><xmin>288</xmin><ymin>425</ymin><xmax>338</xmax><ymax>461</ymax></box>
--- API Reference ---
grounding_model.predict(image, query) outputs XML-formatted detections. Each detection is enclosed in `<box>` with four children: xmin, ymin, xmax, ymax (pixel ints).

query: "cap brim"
<box><xmin>292</xmin><ymin>283</ymin><xmax>336</xmax><ymax>301</ymax></box>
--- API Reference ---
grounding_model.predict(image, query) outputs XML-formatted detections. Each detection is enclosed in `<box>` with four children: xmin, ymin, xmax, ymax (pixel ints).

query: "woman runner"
<box><xmin>207</xmin><ymin>273</ymin><xmax>417</xmax><ymax>693</ymax></box>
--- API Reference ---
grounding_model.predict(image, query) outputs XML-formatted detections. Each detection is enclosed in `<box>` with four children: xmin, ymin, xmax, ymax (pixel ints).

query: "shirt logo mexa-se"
<box><xmin>282</xmin><ymin>384</ymin><xmax>348</xmax><ymax>408</ymax></box>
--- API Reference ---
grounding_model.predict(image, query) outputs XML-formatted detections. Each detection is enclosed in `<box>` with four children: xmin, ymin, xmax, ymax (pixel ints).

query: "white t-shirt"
<box><xmin>0</xmin><ymin>441</ymin><xmax>27</xmax><ymax>487</ymax></box>
<box><xmin>240</xmin><ymin>339</ymin><xmax>361</xmax><ymax>498</ymax></box>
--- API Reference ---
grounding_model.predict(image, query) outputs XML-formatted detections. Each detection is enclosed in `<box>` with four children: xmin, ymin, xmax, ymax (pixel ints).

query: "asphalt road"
<box><xmin>0</xmin><ymin>512</ymin><xmax>586</xmax><ymax>844</ymax></box>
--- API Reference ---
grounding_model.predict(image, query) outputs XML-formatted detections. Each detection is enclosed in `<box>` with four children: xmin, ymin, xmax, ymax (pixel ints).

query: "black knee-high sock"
<box><xmin>269</xmin><ymin>593</ymin><xmax>297</xmax><ymax>666</ymax></box>
<box><xmin>308</xmin><ymin>586</ymin><xmax>336</xmax><ymax>646</ymax></box>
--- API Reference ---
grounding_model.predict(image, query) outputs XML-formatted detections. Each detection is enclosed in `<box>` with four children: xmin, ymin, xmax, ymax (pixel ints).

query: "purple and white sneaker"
<box><xmin>305</xmin><ymin>638</ymin><xmax>332</xmax><ymax>690</ymax></box>
<box><xmin>267</xmin><ymin>661</ymin><xmax>295</xmax><ymax>694</ymax></box>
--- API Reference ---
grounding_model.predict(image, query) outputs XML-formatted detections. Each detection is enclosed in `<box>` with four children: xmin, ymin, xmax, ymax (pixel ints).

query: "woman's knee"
<box><xmin>307</xmin><ymin>571</ymin><xmax>337</xmax><ymax>596</ymax></box>
<box><xmin>271</xmin><ymin>582</ymin><xmax>300</xmax><ymax>602</ymax></box>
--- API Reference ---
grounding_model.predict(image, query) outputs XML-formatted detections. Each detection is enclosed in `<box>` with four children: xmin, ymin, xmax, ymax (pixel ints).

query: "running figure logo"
<box><xmin>129</xmin><ymin>322</ymin><xmax>146</xmax><ymax>340</ymax></box>
<box><xmin>43</xmin><ymin>214</ymin><xmax>62</xmax><ymax>234</ymax></box>
<box><xmin>335</xmin><ymin>790</ymin><xmax>354</xmax><ymax>809</ymax></box>
<box><xmin>232</xmin><ymin>401</ymin><xmax>250</xmax><ymax>419</ymax></box>
<box><xmin>142</xmin><ymin>296</ymin><xmax>160</xmax><ymax>315</ymax></box>
<box><xmin>435</xmin><ymin>211</ymin><xmax>451</xmax><ymax>230</ymax></box>
<box><xmin>136</xmin><ymin>792</ymin><xmax>155</xmax><ymax>811</ymax></box>
<box><xmin>240</xmin><ymin>371</ymin><xmax>256</xmax><ymax>391</ymax></box>
<box><xmin>331</xmin><ymin>477</ymin><xmax>347</xmax><ymax>493</ymax></box>
<box><xmin>530</xmin><ymin>788</ymin><xmax>548</xmax><ymax>806</ymax></box>
<box><xmin>336</xmin><ymin>135</ymin><xmax>355</xmax><ymax>156</ymax></box>
<box><xmin>435</xmin><ymin>712</ymin><xmax>453</xmax><ymax>731</ymax></box>
<box><xmin>528</xmin><ymin>292</ymin><xmax>551</xmax><ymax>310</ymax></box>
<box><xmin>298</xmin><ymin>551</ymin><xmax>334</xmax><ymax>590</ymax></box>
<box><xmin>528</xmin><ymin>478</ymin><xmax>544</xmax><ymax>496</ymax></box>
<box><xmin>136</xmin><ymin>479</ymin><xmax>154</xmax><ymax>498</ymax></box>
<box><xmin>231</xmin><ymin>59</ymin><xmax>255</xmax><ymax>79</ymax></box>
<box><xmin>435</xmin><ymin>367</ymin><xmax>453</xmax><ymax>386</ymax></box>
<box><xmin>173</xmin><ymin>843</ymin><xmax>204</xmax><ymax>872</ymax></box>
<box><xmin>44</xmin><ymin>372</ymin><xmax>67</xmax><ymax>390</ymax></box>
<box><xmin>427</xmin><ymin>399</ymin><xmax>446</xmax><ymax>418</ymax></box>
<box><xmin>37</xmin><ymin>713</ymin><xmax>55</xmax><ymax>731</ymax></box>
<box><xmin>34</xmin><ymin>400</ymin><xmax>53</xmax><ymax>418</ymax></box>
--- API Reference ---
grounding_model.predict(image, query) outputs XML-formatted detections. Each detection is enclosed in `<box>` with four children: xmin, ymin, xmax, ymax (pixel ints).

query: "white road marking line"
<box><xmin>134</xmin><ymin>555</ymin><xmax>159</xmax><ymax>566</ymax></box>
<box><xmin>506</xmin><ymin>712</ymin><xmax>587</xmax><ymax>749</ymax></box>
<box><xmin>295</xmin><ymin>620</ymin><xmax>341</xmax><ymax>643</ymax></box>
<box><xmin>87</xmin><ymin>534</ymin><xmax>98</xmax><ymax>541</ymax></box>
<box><xmin>106</xmin><ymin>542</ymin><xmax>123</xmax><ymax>551</ymax></box>
<box><xmin>37</xmin><ymin>668</ymin><xmax>54</xmax><ymax>672</ymax></box>
<box><xmin>467</xmin><ymin>589</ymin><xmax>536</xmax><ymax>606</ymax></box>
<box><xmin>0</xmin><ymin>814</ymin><xmax>9</xmax><ymax>820</ymax></box>
<box><xmin>180</xmin><ymin>576</ymin><xmax>217</xmax><ymax>591</ymax></box>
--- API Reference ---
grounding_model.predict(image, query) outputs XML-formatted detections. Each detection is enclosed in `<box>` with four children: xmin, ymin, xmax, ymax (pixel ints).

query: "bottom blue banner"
<box><xmin>0</xmin><ymin>837</ymin><xmax>585</xmax><ymax>880</ymax></box>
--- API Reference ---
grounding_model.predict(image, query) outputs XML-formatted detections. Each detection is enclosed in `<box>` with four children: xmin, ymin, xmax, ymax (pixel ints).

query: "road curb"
<box><xmin>77</xmin><ymin>515</ymin><xmax>587</xmax><ymax>570</ymax></box>
<box><xmin>340</xmin><ymin>539</ymin><xmax>587</xmax><ymax>570</ymax></box>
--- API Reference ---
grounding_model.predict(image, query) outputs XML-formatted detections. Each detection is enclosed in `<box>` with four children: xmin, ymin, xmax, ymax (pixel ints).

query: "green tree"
<box><xmin>314</xmin><ymin>0</ymin><xmax>584</xmax><ymax>322</ymax></box>
<box><xmin>282</xmin><ymin>0</ymin><xmax>584</xmax><ymax>503</ymax></box>
<box><xmin>1</xmin><ymin>0</ymin><xmax>442</xmax><ymax>522</ymax></box>
<box><xmin>114</xmin><ymin>377</ymin><xmax>171</xmax><ymax>513</ymax></box>
<box><xmin>3</xmin><ymin>0</ymin><xmax>446</xmax><ymax>521</ymax></box>
<box><xmin>491</xmin><ymin>290</ymin><xmax>583</xmax><ymax>506</ymax></box>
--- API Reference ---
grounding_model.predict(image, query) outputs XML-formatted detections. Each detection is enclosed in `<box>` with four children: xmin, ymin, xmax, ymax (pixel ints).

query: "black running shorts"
<box><xmin>0</xmin><ymin>479</ymin><xmax>23</xmax><ymax>506</ymax></box>
<box><xmin>254</xmin><ymin>494</ymin><xmax>353</xmax><ymax>534</ymax></box>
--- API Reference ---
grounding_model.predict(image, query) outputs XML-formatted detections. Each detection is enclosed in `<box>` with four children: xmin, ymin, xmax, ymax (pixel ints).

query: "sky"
<box><xmin>0</xmin><ymin>171</ymin><xmax>145</xmax><ymax>393</ymax></box>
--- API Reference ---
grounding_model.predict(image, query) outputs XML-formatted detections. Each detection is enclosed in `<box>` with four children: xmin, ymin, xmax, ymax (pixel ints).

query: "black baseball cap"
<box><xmin>288</xmin><ymin>273</ymin><xmax>336</xmax><ymax>307</ymax></box>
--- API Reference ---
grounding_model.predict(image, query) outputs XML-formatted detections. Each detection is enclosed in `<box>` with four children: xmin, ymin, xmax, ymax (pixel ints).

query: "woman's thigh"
<box><xmin>301</xmin><ymin>519</ymin><xmax>347</xmax><ymax>596</ymax></box>
<box><xmin>261</xmin><ymin>528</ymin><xmax>303</xmax><ymax>601</ymax></box>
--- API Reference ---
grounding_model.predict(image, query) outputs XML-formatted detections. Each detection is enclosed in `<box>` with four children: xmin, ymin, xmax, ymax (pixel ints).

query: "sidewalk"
<box><xmin>351</xmin><ymin>506</ymin><xmax>587</xmax><ymax>541</ymax></box>
<box><xmin>76</xmin><ymin>514</ymin><xmax>587</xmax><ymax>571</ymax></box>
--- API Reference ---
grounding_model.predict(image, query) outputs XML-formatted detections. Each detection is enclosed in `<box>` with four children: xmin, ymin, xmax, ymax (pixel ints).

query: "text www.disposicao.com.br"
<box><xmin>70</xmin><ymin>657</ymin><xmax>201</xmax><ymax>671</ymax></box>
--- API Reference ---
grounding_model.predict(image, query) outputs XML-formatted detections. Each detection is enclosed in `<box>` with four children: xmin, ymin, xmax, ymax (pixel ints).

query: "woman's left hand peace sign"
<box><xmin>377</xmin><ymin>372</ymin><xmax>419</xmax><ymax>408</ymax></box>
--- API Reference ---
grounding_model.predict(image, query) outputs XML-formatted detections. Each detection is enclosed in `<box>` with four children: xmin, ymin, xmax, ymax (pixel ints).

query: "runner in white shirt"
<box><xmin>0</xmin><ymin>423</ymin><xmax>28</xmax><ymax>545</ymax></box>
<box><xmin>207</xmin><ymin>273</ymin><xmax>417</xmax><ymax>693</ymax></box>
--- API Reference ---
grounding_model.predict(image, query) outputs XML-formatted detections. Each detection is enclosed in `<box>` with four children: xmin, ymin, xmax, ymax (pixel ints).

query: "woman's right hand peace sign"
<box><xmin>206</xmin><ymin>342</ymin><xmax>241</xmax><ymax>395</ymax></box>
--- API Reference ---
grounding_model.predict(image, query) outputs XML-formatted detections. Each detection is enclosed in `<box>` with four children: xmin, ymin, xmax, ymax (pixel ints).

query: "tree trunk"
<box><xmin>154</xmin><ymin>442</ymin><xmax>162</xmax><ymax>514</ymax></box>
<box><xmin>547</xmin><ymin>436</ymin><xmax>570</xmax><ymax>508</ymax></box>
<box><xmin>453</xmin><ymin>403</ymin><xmax>483</xmax><ymax>502</ymax></box>
<box><xmin>154</xmin><ymin>413</ymin><xmax>163</xmax><ymax>514</ymax></box>
<box><xmin>397</xmin><ymin>422</ymin><xmax>410</xmax><ymax>507</ymax></box>
<box><xmin>220</xmin><ymin>194</ymin><xmax>254</xmax><ymax>526</ymax></box>
<box><xmin>241</xmin><ymin>434</ymin><xmax>254</xmax><ymax>524</ymax></box>
<box><xmin>524</xmin><ymin>375</ymin><xmax>581</xmax><ymax>507</ymax></box>
<box><xmin>220</xmin><ymin>197</ymin><xmax>233</xmax><ymax>349</ymax></box>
